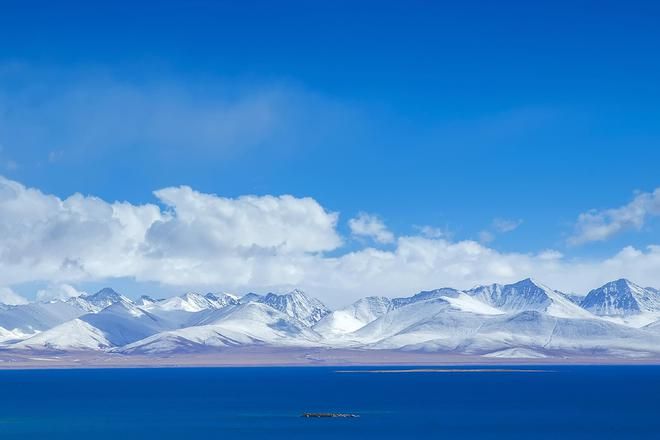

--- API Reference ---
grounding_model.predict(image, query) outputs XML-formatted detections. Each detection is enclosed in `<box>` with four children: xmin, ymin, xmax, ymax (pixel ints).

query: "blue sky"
<box><xmin>0</xmin><ymin>1</ymin><xmax>659</xmax><ymax>303</ymax></box>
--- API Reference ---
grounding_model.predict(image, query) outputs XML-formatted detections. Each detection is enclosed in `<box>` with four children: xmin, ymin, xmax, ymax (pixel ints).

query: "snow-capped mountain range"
<box><xmin>2</xmin><ymin>278</ymin><xmax>660</xmax><ymax>359</ymax></box>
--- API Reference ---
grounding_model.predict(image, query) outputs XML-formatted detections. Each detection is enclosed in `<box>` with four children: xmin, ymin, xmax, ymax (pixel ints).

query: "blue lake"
<box><xmin>0</xmin><ymin>365</ymin><xmax>658</xmax><ymax>439</ymax></box>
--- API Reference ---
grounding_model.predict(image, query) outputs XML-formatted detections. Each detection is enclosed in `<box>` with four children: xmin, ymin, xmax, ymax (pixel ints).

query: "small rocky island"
<box><xmin>302</xmin><ymin>413</ymin><xmax>359</xmax><ymax>418</ymax></box>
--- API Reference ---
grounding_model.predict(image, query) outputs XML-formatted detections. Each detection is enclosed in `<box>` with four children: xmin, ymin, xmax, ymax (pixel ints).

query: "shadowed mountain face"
<box><xmin>2</xmin><ymin>280</ymin><xmax>660</xmax><ymax>359</ymax></box>
<box><xmin>581</xmin><ymin>279</ymin><xmax>660</xmax><ymax>317</ymax></box>
<box><xmin>256</xmin><ymin>290</ymin><xmax>331</xmax><ymax>327</ymax></box>
<box><xmin>81</xmin><ymin>288</ymin><xmax>130</xmax><ymax>309</ymax></box>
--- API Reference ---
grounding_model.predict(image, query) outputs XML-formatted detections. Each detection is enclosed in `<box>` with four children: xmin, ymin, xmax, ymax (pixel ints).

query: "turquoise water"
<box><xmin>0</xmin><ymin>366</ymin><xmax>658</xmax><ymax>439</ymax></box>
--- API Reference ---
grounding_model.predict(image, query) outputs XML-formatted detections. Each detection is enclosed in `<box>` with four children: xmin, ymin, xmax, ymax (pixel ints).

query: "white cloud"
<box><xmin>0</xmin><ymin>287</ymin><xmax>28</xmax><ymax>305</ymax></box>
<box><xmin>415</xmin><ymin>225</ymin><xmax>450</xmax><ymax>239</ymax></box>
<box><xmin>2</xmin><ymin>176</ymin><xmax>660</xmax><ymax>307</ymax></box>
<box><xmin>149</xmin><ymin>186</ymin><xmax>341</xmax><ymax>256</ymax></box>
<box><xmin>570</xmin><ymin>188</ymin><xmax>660</xmax><ymax>245</ymax></box>
<box><xmin>492</xmin><ymin>218</ymin><xmax>523</xmax><ymax>233</ymax></box>
<box><xmin>0</xmin><ymin>175</ymin><xmax>340</xmax><ymax>289</ymax></box>
<box><xmin>310</xmin><ymin>239</ymin><xmax>660</xmax><ymax>305</ymax></box>
<box><xmin>36</xmin><ymin>284</ymin><xmax>87</xmax><ymax>302</ymax></box>
<box><xmin>348</xmin><ymin>212</ymin><xmax>395</xmax><ymax>244</ymax></box>
<box><xmin>0</xmin><ymin>176</ymin><xmax>162</xmax><ymax>284</ymax></box>
<box><xmin>537</xmin><ymin>250</ymin><xmax>564</xmax><ymax>260</ymax></box>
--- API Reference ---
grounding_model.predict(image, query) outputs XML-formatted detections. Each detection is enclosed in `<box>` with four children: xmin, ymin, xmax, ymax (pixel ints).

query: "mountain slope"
<box><xmin>383</xmin><ymin>310</ymin><xmax>660</xmax><ymax>357</ymax></box>
<box><xmin>121</xmin><ymin>302</ymin><xmax>322</xmax><ymax>354</ymax></box>
<box><xmin>581</xmin><ymin>279</ymin><xmax>660</xmax><ymax>317</ymax></box>
<box><xmin>350</xmin><ymin>296</ymin><xmax>484</xmax><ymax>347</ymax></box>
<box><xmin>256</xmin><ymin>290</ymin><xmax>330</xmax><ymax>326</ymax></box>
<box><xmin>0</xmin><ymin>301</ymin><xmax>87</xmax><ymax>335</ymax></box>
<box><xmin>4</xmin><ymin>278</ymin><xmax>660</xmax><ymax>359</ymax></box>
<box><xmin>140</xmin><ymin>292</ymin><xmax>239</xmax><ymax>329</ymax></box>
<box><xmin>391</xmin><ymin>288</ymin><xmax>462</xmax><ymax>309</ymax></box>
<box><xmin>79</xmin><ymin>302</ymin><xmax>170</xmax><ymax>346</ymax></box>
<box><xmin>135</xmin><ymin>295</ymin><xmax>158</xmax><ymax>307</ymax></box>
<box><xmin>467</xmin><ymin>278</ymin><xmax>592</xmax><ymax>319</ymax></box>
<box><xmin>14</xmin><ymin>301</ymin><xmax>171</xmax><ymax>351</ymax></box>
<box><xmin>81</xmin><ymin>288</ymin><xmax>132</xmax><ymax>310</ymax></box>
<box><xmin>314</xmin><ymin>296</ymin><xmax>392</xmax><ymax>335</ymax></box>
<box><xmin>14</xmin><ymin>319</ymin><xmax>113</xmax><ymax>351</ymax></box>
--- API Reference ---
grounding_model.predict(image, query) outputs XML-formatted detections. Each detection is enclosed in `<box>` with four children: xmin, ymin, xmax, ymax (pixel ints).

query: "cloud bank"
<box><xmin>1</xmin><ymin>176</ymin><xmax>660</xmax><ymax>306</ymax></box>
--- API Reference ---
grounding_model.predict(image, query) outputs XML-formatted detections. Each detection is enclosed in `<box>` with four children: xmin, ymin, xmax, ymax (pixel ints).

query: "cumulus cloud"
<box><xmin>0</xmin><ymin>176</ymin><xmax>162</xmax><ymax>283</ymax></box>
<box><xmin>149</xmin><ymin>186</ymin><xmax>341</xmax><ymax>256</ymax></box>
<box><xmin>0</xmin><ymin>175</ymin><xmax>340</xmax><ymax>289</ymax></box>
<box><xmin>0</xmin><ymin>287</ymin><xmax>28</xmax><ymax>305</ymax></box>
<box><xmin>348</xmin><ymin>212</ymin><xmax>395</xmax><ymax>244</ymax></box>
<box><xmin>1</xmin><ymin>176</ymin><xmax>660</xmax><ymax>307</ymax></box>
<box><xmin>36</xmin><ymin>284</ymin><xmax>87</xmax><ymax>302</ymax></box>
<box><xmin>569</xmin><ymin>188</ymin><xmax>660</xmax><ymax>245</ymax></box>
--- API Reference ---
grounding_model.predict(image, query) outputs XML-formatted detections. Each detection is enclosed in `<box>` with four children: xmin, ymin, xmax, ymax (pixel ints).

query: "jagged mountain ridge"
<box><xmin>466</xmin><ymin>278</ymin><xmax>592</xmax><ymax>319</ymax></box>
<box><xmin>2</xmin><ymin>279</ymin><xmax>660</xmax><ymax>359</ymax></box>
<box><xmin>256</xmin><ymin>289</ymin><xmax>331</xmax><ymax>326</ymax></box>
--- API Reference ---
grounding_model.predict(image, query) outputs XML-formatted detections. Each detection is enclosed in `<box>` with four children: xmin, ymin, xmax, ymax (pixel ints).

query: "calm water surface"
<box><xmin>0</xmin><ymin>365</ymin><xmax>658</xmax><ymax>439</ymax></box>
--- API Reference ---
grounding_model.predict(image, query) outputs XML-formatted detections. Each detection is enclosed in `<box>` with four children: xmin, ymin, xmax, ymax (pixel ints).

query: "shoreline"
<box><xmin>1</xmin><ymin>347</ymin><xmax>660</xmax><ymax>370</ymax></box>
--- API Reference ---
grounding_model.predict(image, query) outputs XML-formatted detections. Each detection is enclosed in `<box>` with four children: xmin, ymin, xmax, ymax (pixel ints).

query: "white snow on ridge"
<box><xmin>0</xmin><ymin>326</ymin><xmax>37</xmax><ymax>344</ymax></box>
<box><xmin>154</xmin><ymin>292</ymin><xmax>216</xmax><ymax>312</ymax></box>
<box><xmin>15</xmin><ymin>319</ymin><xmax>112</xmax><ymax>351</ymax></box>
<box><xmin>2</xmin><ymin>279</ymin><xmax>660</xmax><ymax>358</ymax></box>
<box><xmin>255</xmin><ymin>289</ymin><xmax>330</xmax><ymax>327</ymax></box>
<box><xmin>443</xmin><ymin>292</ymin><xmax>503</xmax><ymax>316</ymax></box>
<box><xmin>468</xmin><ymin>278</ymin><xmax>593</xmax><ymax>319</ymax></box>
<box><xmin>582</xmin><ymin>279</ymin><xmax>660</xmax><ymax>317</ymax></box>
<box><xmin>121</xmin><ymin>302</ymin><xmax>322</xmax><ymax>354</ymax></box>
<box><xmin>314</xmin><ymin>296</ymin><xmax>392</xmax><ymax>335</ymax></box>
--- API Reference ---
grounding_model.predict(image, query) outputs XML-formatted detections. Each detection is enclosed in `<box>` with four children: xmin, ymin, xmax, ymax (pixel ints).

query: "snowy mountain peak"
<box><xmin>149</xmin><ymin>291</ymin><xmax>238</xmax><ymax>313</ymax></box>
<box><xmin>239</xmin><ymin>293</ymin><xmax>263</xmax><ymax>304</ymax></box>
<box><xmin>518</xmin><ymin>277</ymin><xmax>536</xmax><ymax>284</ymax></box>
<box><xmin>510</xmin><ymin>278</ymin><xmax>553</xmax><ymax>291</ymax></box>
<box><xmin>5</xmin><ymin>278</ymin><xmax>660</xmax><ymax>359</ymax></box>
<box><xmin>258</xmin><ymin>290</ymin><xmax>330</xmax><ymax>327</ymax></box>
<box><xmin>102</xmin><ymin>300</ymin><xmax>147</xmax><ymax>318</ymax></box>
<box><xmin>85</xmin><ymin>287</ymin><xmax>121</xmax><ymax>298</ymax></box>
<box><xmin>467</xmin><ymin>279</ymin><xmax>590</xmax><ymax>318</ymax></box>
<box><xmin>467</xmin><ymin>280</ymin><xmax>548</xmax><ymax>313</ymax></box>
<box><xmin>608</xmin><ymin>278</ymin><xmax>640</xmax><ymax>292</ymax></box>
<box><xmin>135</xmin><ymin>295</ymin><xmax>158</xmax><ymax>307</ymax></box>
<box><xmin>204</xmin><ymin>292</ymin><xmax>239</xmax><ymax>309</ymax></box>
<box><xmin>391</xmin><ymin>288</ymin><xmax>461</xmax><ymax>309</ymax></box>
<box><xmin>581</xmin><ymin>279</ymin><xmax>660</xmax><ymax>316</ymax></box>
<box><xmin>157</xmin><ymin>292</ymin><xmax>213</xmax><ymax>312</ymax></box>
<box><xmin>82</xmin><ymin>288</ymin><xmax>131</xmax><ymax>310</ymax></box>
